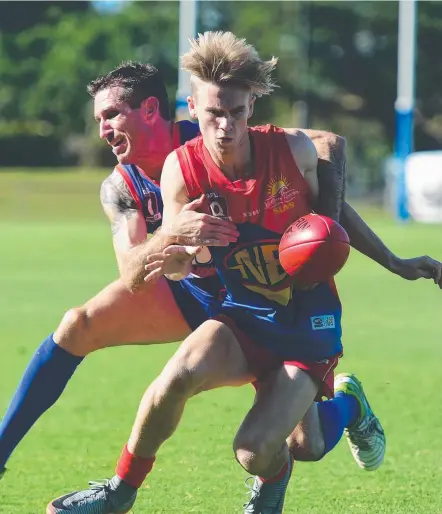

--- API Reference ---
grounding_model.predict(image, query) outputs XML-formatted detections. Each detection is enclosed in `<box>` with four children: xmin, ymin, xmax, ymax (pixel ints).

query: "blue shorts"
<box><xmin>219</xmin><ymin>280</ymin><xmax>343</xmax><ymax>362</ymax></box>
<box><xmin>166</xmin><ymin>275</ymin><xmax>224</xmax><ymax>330</ymax></box>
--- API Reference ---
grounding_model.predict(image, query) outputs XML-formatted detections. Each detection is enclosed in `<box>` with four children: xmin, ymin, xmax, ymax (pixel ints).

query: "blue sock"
<box><xmin>0</xmin><ymin>334</ymin><xmax>83</xmax><ymax>469</ymax></box>
<box><xmin>317</xmin><ymin>391</ymin><xmax>360</xmax><ymax>455</ymax></box>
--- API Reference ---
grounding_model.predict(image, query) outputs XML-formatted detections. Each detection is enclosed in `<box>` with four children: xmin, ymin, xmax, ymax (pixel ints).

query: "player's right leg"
<box><xmin>0</xmin><ymin>277</ymin><xmax>193</xmax><ymax>473</ymax></box>
<box><xmin>235</xmin><ymin>365</ymin><xmax>318</xmax><ymax>514</ymax></box>
<box><xmin>46</xmin><ymin>318</ymin><xmax>253</xmax><ymax>513</ymax></box>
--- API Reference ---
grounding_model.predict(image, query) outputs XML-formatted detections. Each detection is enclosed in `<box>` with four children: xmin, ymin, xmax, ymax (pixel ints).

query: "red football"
<box><xmin>279</xmin><ymin>213</ymin><xmax>350</xmax><ymax>284</ymax></box>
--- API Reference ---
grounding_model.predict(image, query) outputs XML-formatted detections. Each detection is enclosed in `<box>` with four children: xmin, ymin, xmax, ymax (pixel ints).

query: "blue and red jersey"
<box><xmin>115</xmin><ymin>120</ymin><xmax>199</xmax><ymax>234</ymax></box>
<box><xmin>176</xmin><ymin>124</ymin><xmax>343</xmax><ymax>361</ymax></box>
<box><xmin>113</xmin><ymin>120</ymin><xmax>222</xmax><ymax>329</ymax></box>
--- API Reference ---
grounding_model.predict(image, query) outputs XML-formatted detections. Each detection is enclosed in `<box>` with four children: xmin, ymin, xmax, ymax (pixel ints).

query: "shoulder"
<box><xmin>163</xmin><ymin>150</ymin><xmax>181</xmax><ymax>169</ymax></box>
<box><xmin>282</xmin><ymin>128</ymin><xmax>318</xmax><ymax>172</ymax></box>
<box><xmin>100</xmin><ymin>168</ymin><xmax>138</xmax><ymax>211</ymax></box>
<box><xmin>161</xmin><ymin>151</ymin><xmax>186</xmax><ymax>189</ymax></box>
<box><xmin>300</xmin><ymin>129</ymin><xmax>346</xmax><ymax>162</ymax></box>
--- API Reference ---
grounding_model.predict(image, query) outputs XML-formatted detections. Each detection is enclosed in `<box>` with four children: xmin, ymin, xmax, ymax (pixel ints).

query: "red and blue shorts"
<box><xmin>214</xmin><ymin>313</ymin><xmax>341</xmax><ymax>400</ymax></box>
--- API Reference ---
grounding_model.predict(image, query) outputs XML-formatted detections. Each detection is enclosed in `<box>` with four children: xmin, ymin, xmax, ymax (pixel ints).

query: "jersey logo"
<box><xmin>311</xmin><ymin>315</ymin><xmax>336</xmax><ymax>330</ymax></box>
<box><xmin>265</xmin><ymin>176</ymin><xmax>299</xmax><ymax>214</ymax></box>
<box><xmin>224</xmin><ymin>240</ymin><xmax>292</xmax><ymax>305</ymax></box>
<box><xmin>142</xmin><ymin>191</ymin><xmax>162</xmax><ymax>222</ymax></box>
<box><xmin>206</xmin><ymin>191</ymin><xmax>231</xmax><ymax>221</ymax></box>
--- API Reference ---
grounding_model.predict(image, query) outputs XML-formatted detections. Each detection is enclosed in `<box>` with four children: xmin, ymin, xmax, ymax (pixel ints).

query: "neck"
<box><xmin>208</xmin><ymin>130</ymin><xmax>253</xmax><ymax>180</ymax></box>
<box><xmin>133</xmin><ymin>120</ymin><xmax>175</xmax><ymax>180</ymax></box>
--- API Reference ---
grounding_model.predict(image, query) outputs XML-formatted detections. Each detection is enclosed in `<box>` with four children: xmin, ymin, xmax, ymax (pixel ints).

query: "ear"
<box><xmin>187</xmin><ymin>95</ymin><xmax>198</xmax><ymax>120</ymax></box>
<box><xmin>141</xmin><ymin>97</ymin><xmax>160</xmax><ymax>121</ymax></box>
<box><xmin>247</xmin><ymin>96</ymin><xmax>255</xmax><ymax>120</ymax></box>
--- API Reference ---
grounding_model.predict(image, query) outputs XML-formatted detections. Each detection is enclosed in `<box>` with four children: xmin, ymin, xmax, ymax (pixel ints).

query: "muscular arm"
<box><xmin>303</xmin><ymin>130</ymin><xmax>402</xmax><ymax>274</ymax></box>
<box><xmin>283</xmin><ymin>129</ymin><xmax>319</xmax><ymax>200</ymax></box>
<box><xmin>282</xmin><ymin>129</ymin><xmax>397</xmax><ymax>270</ymax></box>
<box><xmin>339</xmin><ymin>202</ymin><xmax>399</xmax><ymax>271</ymax></box>
<box><xmin>302</xmin><ymin>129</ymin><xmax>346</xmax><ymax>222</ymax></box>
<box><xmin>100</xmin><ymin>170</ymin><xmax>175</xmax><ymax>291</ymax></box>
<box><xmin>157</xmin><ymin>152</ymin><xmax>196</xmax><ymax>281</ymax></box>
<box><xmin>283</xmin><ymin>129</ymin><xmax>442</xmax><ymax>283</ymax></box>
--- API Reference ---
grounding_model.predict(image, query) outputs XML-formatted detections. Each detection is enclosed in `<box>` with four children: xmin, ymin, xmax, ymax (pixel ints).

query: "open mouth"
<box><xmin>112</xmin><ymin>136</ymin><xmax>125</xmax><ymax>148</ymax></box>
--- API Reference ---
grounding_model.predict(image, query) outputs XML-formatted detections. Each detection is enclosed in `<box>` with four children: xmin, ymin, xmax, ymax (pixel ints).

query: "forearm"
<box><xmin>316</xmin><ymin>158</ymin><xmax>346</xmax><ymax>221</ymax></box>
<box><xmin>120</xmin><ymin>229</ymin><xmax>176</xmax><ymax>292</ymax></box>
<box><xmin>340</xmin><ymin>202</ymin><xmax>399</xmax><ymax>272</ymax></box>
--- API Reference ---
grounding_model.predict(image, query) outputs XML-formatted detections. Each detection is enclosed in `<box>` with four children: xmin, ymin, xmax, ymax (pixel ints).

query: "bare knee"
<box><xmin>233</xmin><ymin>431</ymin><xmax>281</xmax><ymax>476</ymax></box>
<box><xmin>153</xmin><ymin>348</ymin><xmax>212</xmax><ymax>403</ymax></box>
<box><xmin>288</xmin><ymin>430</ymin><xmax>325</xmax><ymax>462</ymax></box>
<box><xmin>54</xmin><ymin>307</ymin><xmax>99</xmax><ymax>356</ymax></box>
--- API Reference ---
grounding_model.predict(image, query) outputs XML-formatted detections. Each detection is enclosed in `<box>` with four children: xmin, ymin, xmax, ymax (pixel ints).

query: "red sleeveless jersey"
<box><xmin>177</xmin><ymin>124</ymin><xmax>313</xmax><ymax>233</ymax></box>
<box><xmin>175</xmin><ymin>124</ymin><xmax>343</xmax><ymax>362</ymax></box>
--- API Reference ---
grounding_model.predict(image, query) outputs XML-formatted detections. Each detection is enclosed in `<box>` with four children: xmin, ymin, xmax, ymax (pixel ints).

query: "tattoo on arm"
<box><xmin>100</xmin><ymin>171</ymin><xmax>139</xmax><ymax>235</ymax></box>
<box><xmin>316</xmin><ymin>140</ymin><xmax>347</xmax><ymax>222</ymax></box>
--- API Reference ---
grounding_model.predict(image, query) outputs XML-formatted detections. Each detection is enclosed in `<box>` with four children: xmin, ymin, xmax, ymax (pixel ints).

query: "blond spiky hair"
<box><xmin>181</xmin><ymin>31</ymin><xmax>278</xmax><ymax>97</ymax></box>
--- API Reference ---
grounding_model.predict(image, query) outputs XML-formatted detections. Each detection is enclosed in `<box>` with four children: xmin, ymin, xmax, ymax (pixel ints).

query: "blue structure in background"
<box><xmin>394</xmin><ymin>0</ymin><xmax>417</xmax><ymax>222</ymax></box>
<box><xmin>91</xmin><ymin>1</ymin><xmax>128</xmax><ymax>15</ymax></box>
<box><xmin>176</xmin><ymin>0</ymin><xmax>198</xmax><ymax>121</ymax></box>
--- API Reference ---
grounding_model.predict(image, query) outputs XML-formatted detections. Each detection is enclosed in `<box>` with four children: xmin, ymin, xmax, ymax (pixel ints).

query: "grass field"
<box><xmin>1</xmin><ymin>171</ymin><xmax>442</xmax><ymax>514</ymax></box>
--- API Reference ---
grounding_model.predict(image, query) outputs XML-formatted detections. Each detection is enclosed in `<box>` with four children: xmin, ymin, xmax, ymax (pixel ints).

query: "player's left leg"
<box><xmin>288</xmin><ymin>377</ymin><xmax>385</xmax><ymax>471</ymax></box>
<box><xmin>239</xmin><ymin>361</ymin><xmax>385</xmax><ymax>513</ymax></box>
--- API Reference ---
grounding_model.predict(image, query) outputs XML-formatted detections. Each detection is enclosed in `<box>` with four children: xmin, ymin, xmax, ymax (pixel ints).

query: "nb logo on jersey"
<box><xmin>224</xmin><ymin>241</ymin><xmax>292</xmax><ymax>305</ymax></box>
<box><xmin>142</xmin><ymin>191</ymin><xmax>162</xmax><ymax>222</ymax></box>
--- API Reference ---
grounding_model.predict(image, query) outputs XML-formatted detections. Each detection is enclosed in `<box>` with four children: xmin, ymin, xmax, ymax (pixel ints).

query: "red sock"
<box><xmin>259</xmin><ymin>453</ymin><xmax>294</xmax><ymax>483</ymax></box>
<box><xmin>115</xmin><ymin>445</ymin><xmax>156</xmax><ymax>489</ymax></box>
<box><xmin>259</xmin><ymin>462</ymin><xmax>288</xmax><ymax>483</ymax></box>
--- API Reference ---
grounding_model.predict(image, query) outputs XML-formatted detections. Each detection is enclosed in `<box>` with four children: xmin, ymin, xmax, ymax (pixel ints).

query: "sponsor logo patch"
<box><xmin>311</xmin><ymin>315</ymin><xmax>335</xmax><ymax>330</ymax></box>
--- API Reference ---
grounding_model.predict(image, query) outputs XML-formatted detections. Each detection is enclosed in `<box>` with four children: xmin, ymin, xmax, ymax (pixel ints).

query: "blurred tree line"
<box><xmin>1</xmin><ymin>1</ymin><xmax>442</xmax><ymax>193</ymax></box>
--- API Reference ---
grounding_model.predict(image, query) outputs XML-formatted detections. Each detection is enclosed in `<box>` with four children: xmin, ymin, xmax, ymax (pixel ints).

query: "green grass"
<box><xmin>1</xmin><ymin>170</ymin><xmax>442</xmax><ymax>513</ymax></box>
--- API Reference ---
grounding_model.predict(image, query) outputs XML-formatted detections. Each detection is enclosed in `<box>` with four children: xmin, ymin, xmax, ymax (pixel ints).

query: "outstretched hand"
<box><xmin>393</xmin><ymin>255</ymin><xmax>442</xmax><ymax>288</ymax></box>
<box><xmin>144</xmin><ymin>245</ymin><xmax>201</xmax><ymax>283</ymax></box>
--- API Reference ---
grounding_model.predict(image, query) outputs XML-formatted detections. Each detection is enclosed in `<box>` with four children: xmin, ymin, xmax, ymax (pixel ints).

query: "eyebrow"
<box><xmin>206</xmin><ymin>105</ymin><xmax>246</xmax><ymax>114</ymax></box>
<box><xmin>94</xmin><ymin>107</ymin><xmax>117</xmax><ymax>123</ymax></box>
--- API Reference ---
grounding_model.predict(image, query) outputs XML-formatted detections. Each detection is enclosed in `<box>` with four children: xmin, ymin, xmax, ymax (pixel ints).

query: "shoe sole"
<box><xmin>46</xmin><ymin>501</ymin><xmax>132</xmax><ymax>514</ymax></box>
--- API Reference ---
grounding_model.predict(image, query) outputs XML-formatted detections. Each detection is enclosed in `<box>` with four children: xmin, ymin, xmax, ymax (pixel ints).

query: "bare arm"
<box><xmin>153</xmin><ymin>151</ymin><xmax>197</xmax><ymax>281</ymax></box>
<box><xmin>339</xmin><ymin>202</ymin><xmax>397</xmax><ymax>270</ymax></box>
<box><xmin>302</xmin><ymin>130</ymin><xmax>442</xmax><ymax>285</ymax></box>
<box><xmin>283</xmin><ymin>129</ymin><xmax>319</xmax><ymax>200</ymax></box>
<box><xmin>297</xmin><ymin>131</ymin><xmax>400</xmax><ymax>271</ymax></box>
<box><xmin>100</xmin><ymin>170</ymin><xmax>175</xmax><ymax>291</ymax></box>
<box><xmin>302</xmin><ymin>129</ymin><xmax>346</xmax><ymax>222</ymax></box>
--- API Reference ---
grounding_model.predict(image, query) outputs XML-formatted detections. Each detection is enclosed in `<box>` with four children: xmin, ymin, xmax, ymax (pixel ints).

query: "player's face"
<box><xmin>188</xmin><ymin>81</ymin><xmax>254</xmax><ymax>159</ymax></box>
<box><xmin>94</xmin><ymin>86</ymin><xmax>150</xmax><ymax>164</ymax></box>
